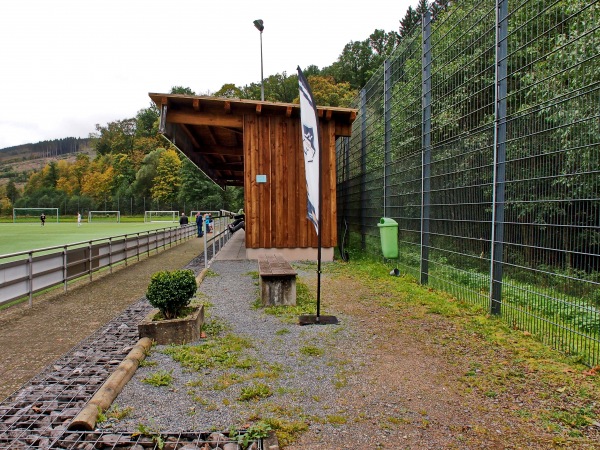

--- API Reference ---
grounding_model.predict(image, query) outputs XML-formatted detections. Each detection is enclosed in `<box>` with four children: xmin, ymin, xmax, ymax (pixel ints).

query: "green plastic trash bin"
<box><xmin>377</xmin><ymin>217</ymin><xmax>399</xmax><ymax>259</ymax></box>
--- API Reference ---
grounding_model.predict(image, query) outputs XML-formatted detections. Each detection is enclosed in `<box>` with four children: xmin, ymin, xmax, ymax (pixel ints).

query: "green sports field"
<box><xmin>0</xmin><ymin>222</ymin><xmax>185</xmax><ymax>256</ymax></box>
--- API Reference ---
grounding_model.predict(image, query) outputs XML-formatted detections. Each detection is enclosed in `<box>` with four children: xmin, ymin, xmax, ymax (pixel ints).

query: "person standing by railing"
<box><xmin>195</xmin><ymin>212</ymin><xmax>204</xmax><ymax>237</ymax></box>
<box><xmin>179</xmin><ymin>212</ymin><xmax>189</xmax><ymax>227</ymax></box>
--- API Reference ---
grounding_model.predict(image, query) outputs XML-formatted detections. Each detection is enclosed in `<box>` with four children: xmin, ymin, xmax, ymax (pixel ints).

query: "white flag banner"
<box><xmin>297</xmin><ymin>67</ymin><xmax>320</xmax><ymax>235</ymax></box>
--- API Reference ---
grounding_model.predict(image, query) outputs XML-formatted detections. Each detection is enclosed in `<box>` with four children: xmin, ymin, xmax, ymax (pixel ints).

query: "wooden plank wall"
<box><xmin>244</xmin><ymin>115</ymin><xmax>337</xmax><ymax>250</ymax></box>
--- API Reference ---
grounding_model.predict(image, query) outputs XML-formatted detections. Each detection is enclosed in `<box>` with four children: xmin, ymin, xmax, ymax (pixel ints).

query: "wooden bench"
<box><xmin>258</xmin><ymin>254</ymin><xmax>297</xmax><ymax>306</ymax></box>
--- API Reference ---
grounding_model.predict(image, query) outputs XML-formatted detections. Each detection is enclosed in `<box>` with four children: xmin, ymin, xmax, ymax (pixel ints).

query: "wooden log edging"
<box><xmin>68</xmin><ymin>337</ymin><xmax>153</xmax><ymax>431</ymax></box>
<box><xmin>196</xmin><ymin>268</ymin><xmax>208</xmax><ymax>285</ymax></box>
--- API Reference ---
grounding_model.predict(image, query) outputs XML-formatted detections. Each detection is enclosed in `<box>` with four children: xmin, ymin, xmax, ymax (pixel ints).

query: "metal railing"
<box><xmin>337</xmin><ymin>0</ymin><xmax>600</xmax><ymax>366</ymax></box>
<box><xmin>201</xmin><ymin>214</ymin><xmax>234</xmax><ymax>268</ymax></box>
<box><xmin>0</xmin><ymin>225</ymin><xmax>197</xmax><ymax>307</ymax></box>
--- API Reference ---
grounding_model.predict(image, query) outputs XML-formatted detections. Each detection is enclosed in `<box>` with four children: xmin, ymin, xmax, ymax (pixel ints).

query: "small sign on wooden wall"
<box><xmin>256</xmin><ymin>174</ymin><xmax>267</xmax><ymax>183</ymax></box>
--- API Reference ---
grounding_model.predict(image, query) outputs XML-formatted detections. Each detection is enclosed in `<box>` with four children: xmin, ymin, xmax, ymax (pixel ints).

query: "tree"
<box><xmin>56</xmin><ymin>160</ymin><xmax>78</xmax><ymax>196</ymax></box>
<box><xmin>151</xmin><ymin>149</ymin><xmax>182</xmax><ymax>204</ymax></box>
<box><xmin>298</xmin><ymin>75</ymin><xmax>356</xmax><ymax>107</ymax></box>
<box><xmin>135</xmin><ymin>104</ymin><xmax>160</xmax><ymax>138</ymax></box>
<box><xmin>214</xmin><ymin>83</ymin><xmax>243</xmax><ymax>98</ymax></box>
<box><xmin>399</xmin><ymin>6</ymin><xmax>420</xmax><ymax>38</ymax></box>
<box><xmin>81</xmin><ymin>156</ymin><xmax>115</xmax><ymax>203</ymax></box>
<box><xmin>369</xmin><ymin>29</ymin><xmax>401</xmax><ymax>59</ymax></box>
<box><xmin>170</xmin><ymin>86</ymin><xmax>196</xmax><ymax>95</ymax></box>
<box><xmin>0</xmin><ymin>196</ymin><xmax>12</xmax><ymax>216</ymax></box>
<box><xmin>24</xmin><ymin>170</ymin><xmax>45</xmax><ymax>195</ymax></box>
<box><xmin>112</xmin><ymin>153</ymin><xmax>137</xmax><ymax>194</ymax></box>
<box><xmin>5</xmin><ymin>180</ymin><xmax>18</xmax><ymax>203</ymax></box>
<box><xmin>132</xmin><ymin>148</ymin><xmax>165</xmax><ymax>199</ymax></box>
<box><xmin>178</xmin><ymin>158</ymin><xmax>213</xmax><ymax>207</ymax></box>
<box><xmin>324</xmin><ymin>39</ymin><xmax>378</xmax><ymax>90</ymax></box>
<box><xmin>44</xmin><ymin>162</ymin><xmax>59</xmax><ymax>188</ymax></box>
<box><xmin>92</xmin><ymin>118</ymin><xmax>136</xmax><ymax>156</ymax></box>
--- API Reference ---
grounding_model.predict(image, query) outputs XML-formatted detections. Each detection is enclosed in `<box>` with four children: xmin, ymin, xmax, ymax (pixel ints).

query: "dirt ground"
<box><xmin>284</xmin><ymin>271</ymin><xmax>600</xmax><ymax>449</ymax></box>
<box><xmin>1</xmin><ymin>241</ymin><xmax>599</xmax><ymax>449</ymax></box>
<box><xmin>0</xmin><ymin>238</ymin><xmax>203</xmax><ymax>401</ymax></box>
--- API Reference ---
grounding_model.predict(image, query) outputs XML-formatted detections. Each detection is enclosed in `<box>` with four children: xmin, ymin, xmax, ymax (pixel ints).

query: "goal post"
<box><xmin>144</xmin><ymin>211</ymin><xmax>178</xmax><ymax>223</ymax></box>
<box><xmin>13</xmin><ymin>208</ymin><xmax>59</xmax><ymax>223</ymax></box>
<box><xmin>88</xmin><ymin>211</ymin><xmax>121</xmax><ymax>223</ymax></box>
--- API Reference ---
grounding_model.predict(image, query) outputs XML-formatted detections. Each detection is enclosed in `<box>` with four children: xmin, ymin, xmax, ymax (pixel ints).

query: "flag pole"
<box><xmin>297</xmin><ymin>66</ymin><xmax>337</xmax><ymax>326</ymax></box>
<box><xmin>316</xmin><ymin>145</ymin><xmax>322</xmax><ymax>322</ymax></box>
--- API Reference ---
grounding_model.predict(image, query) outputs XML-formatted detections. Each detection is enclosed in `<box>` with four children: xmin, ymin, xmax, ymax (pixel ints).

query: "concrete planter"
<box><xmin>138</xmin><ymin>305</ymin><xmax>204</xmax><ymax>345</ymax></box>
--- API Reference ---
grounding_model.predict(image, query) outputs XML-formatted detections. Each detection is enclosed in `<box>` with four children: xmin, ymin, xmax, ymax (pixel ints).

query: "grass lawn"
<box><xmin>0</xmin><ymin>222</ymin><xmax>183</xmax><ymax>256</ymax></box>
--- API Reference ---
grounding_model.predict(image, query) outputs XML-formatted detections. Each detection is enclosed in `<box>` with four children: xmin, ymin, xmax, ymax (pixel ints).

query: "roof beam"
<box><xmin>167</xmin><ymin>110</ymin><xmax>242</xmax><ymax>128</ymax></box>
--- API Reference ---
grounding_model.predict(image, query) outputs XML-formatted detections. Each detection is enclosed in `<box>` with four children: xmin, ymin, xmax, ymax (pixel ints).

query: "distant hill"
<box><xmin>0</xmin><ymin>137</ymin><xmax>95</xmax><ymax>188</ymax></box>
<box><xmin>0</xmin><ymin>137</ymin><xmax>93</xmax><ymax>165</ymax></box>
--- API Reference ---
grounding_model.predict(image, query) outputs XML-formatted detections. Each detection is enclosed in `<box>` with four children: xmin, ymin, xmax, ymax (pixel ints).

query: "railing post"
<box><xmin>384</xmin><ymin>58</ymin><xmax>392</xmax><ymax>218</ymax></box>
<box><xmin>109</xmin><ymin>238</ymin><xmax>113</xmax><ymax>274</ymax></box>
<box><xmin>490</xmin><ymin>0</ymin><xmax>508</xmax><ymax>315</ymax></box>
<box><xmin>63</xmin><ymin>246</ymin><xmax>68</xmax><ymax>291</ymax></box>
<box><xmin>420</xmin><ymin>11</ymin><xmax>432</xmax><ymax>285</ymax></box>
<box><xmin>88</xmin><ymin>242</ymin><xmax>93</xmax><ymax>282</ymax></box>
<box><xmin>204</xmin><ymin>231</ymin><xmax>208</xmax><ymax>269</ymax></box>
<box><xmin>28</xmin><ymin>252</ymin><xmax>33</xmax><ymax>307</ymax></box>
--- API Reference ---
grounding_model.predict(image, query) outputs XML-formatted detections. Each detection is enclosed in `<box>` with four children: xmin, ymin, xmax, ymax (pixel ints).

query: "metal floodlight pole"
<box><xmin>253</xmin><ymin>19</ymin><xmax>264</xmax><ymax>101</ymax></box>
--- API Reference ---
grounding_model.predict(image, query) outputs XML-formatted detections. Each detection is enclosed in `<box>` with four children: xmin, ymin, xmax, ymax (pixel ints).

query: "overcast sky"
<box><xmin>1</xmin><ymin>0</ymin><xmax>414</xmax><ymax>150</ymax></box>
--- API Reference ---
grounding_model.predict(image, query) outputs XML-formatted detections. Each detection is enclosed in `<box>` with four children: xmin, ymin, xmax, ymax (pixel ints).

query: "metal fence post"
<box><xmin>490</xmin><ymin>0</ymin><xmax>508</xmax><ymax>315</ymax></box>
<box><xmin>420</xmin><ymin>11</ymin><xmax>432</xmax><ymax>285</ymax></box>
<box><xmin>360</xmin><ymin>88</ymin><xmax>367</xmax><ymax>250</ymax></box>
<box><xmin>384</xmin><ymin>59</ymin><xmax>392</xmax><ymax>218</ymax></box>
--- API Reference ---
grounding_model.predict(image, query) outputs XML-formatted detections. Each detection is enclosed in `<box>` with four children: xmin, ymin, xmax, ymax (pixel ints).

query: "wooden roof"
<box><xmin>149</xmin><ymin>93</ymin><xmax>357</xmax><ymax>188</ymax></box>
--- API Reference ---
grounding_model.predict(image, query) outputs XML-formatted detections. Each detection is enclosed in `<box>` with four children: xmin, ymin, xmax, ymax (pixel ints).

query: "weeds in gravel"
<box><xmin>299</xmin><ymin>345</ymin><xmax>323</xmax><ymax>357</ymax></box>
<box><xmin>139</xmin><ymin>359</ymin><xmax>157</xmax><ymax>368</ymax></box>
<box><xmin>213</xmin><ymin>373</ymin><xmax>244</xmax><ymax>390</ymax></box>
<box><xmin>326</xmin><ymin>414</ymin><xmax>347</xmax><ymax>425</ymax></box>
<box><xmin>230</xmin><ymin>421</ymin><xmax>272</xmax><ymax>449</ymax></box>
<box><xmin>141</xmin><ymin>369</ymin><xmax>173</xmax><ymax>387</ymax></box>
<box><xmin>132</xmin><ymin>422</ymin><xmax>164</xmax><ymax>449</ymax></box>
<box><xmin>163</xmin><ymin>333</ymin><xmax>255</xmax><ymax>370</ymax></box>
<box><xmin>103</xmin><ymin>404</ymin><xmax>133</xmax><ymax>421</ymax></box>
<box><xmin>201</xmin><ymin>317</ymin><xmax>227</xmax><ymax>338</ymax></box>
<box><xmin>261</xmin><ymin>417</ymin><xmax>309</xmax><ymax>447</ymax></box>
<box><xmin>238</xmin><ymin>382</ymin><xmax>273</xmax><ymax>401</ymax></box>
<box><xmin>97</xmin><ymin>405</ymin><xmax>131</xmax><ymax>425</ymax></box>
<box><xmin>250</xmin><ymin>363</ymin><xmax>283</xmax><ymax>379</ymax></box>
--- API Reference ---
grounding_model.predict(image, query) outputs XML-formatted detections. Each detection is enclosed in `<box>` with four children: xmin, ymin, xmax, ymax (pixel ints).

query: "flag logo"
<box><xmin>297</xmin><ymin>67</ymin><xmax>320</xmax><ymax>235</ymax></box>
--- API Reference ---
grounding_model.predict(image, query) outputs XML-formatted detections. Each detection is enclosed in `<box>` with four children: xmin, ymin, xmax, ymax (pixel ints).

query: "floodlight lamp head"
<box><xmin>253</xmin><ymin>19</ymin><xmax>264</xmax><ymax>32</ymax></box>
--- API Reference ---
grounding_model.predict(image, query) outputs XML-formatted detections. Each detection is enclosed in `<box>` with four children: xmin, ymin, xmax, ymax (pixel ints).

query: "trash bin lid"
<box><xmin>377</xmin><ymin>217</ymin><xmax>398</xmax><ymax>227</ymax></box>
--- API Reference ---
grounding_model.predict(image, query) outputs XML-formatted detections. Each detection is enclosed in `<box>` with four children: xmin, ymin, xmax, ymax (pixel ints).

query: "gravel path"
<box><xmin>113</xmin><ymin>260</ymin><xmax>360</xmax><ymax>433</ymax></box>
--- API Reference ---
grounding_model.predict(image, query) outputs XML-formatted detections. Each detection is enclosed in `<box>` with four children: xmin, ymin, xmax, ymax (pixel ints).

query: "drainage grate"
<box><xmin>0</xmin><ymin>302</ymin><xmax>152</xmax><ymax>450</ymax></box>
<box><xmin>49</xmin><ymin>430</ymin><xmax>264</xmax><ymax>449</ymax></box>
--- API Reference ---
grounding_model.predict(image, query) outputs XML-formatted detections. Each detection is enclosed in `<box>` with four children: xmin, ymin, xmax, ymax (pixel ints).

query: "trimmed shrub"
<box><xmin>146</xmin><ymin>269</ymin><xmax>197</xmax><ymax>319</ymax></box>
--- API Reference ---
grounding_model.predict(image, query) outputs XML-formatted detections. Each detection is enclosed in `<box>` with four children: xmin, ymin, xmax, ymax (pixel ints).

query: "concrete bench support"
<box><xmin>258</xmin><ymin>254</ymin><xmax>297</xmax><ymax>306</ymax></box>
